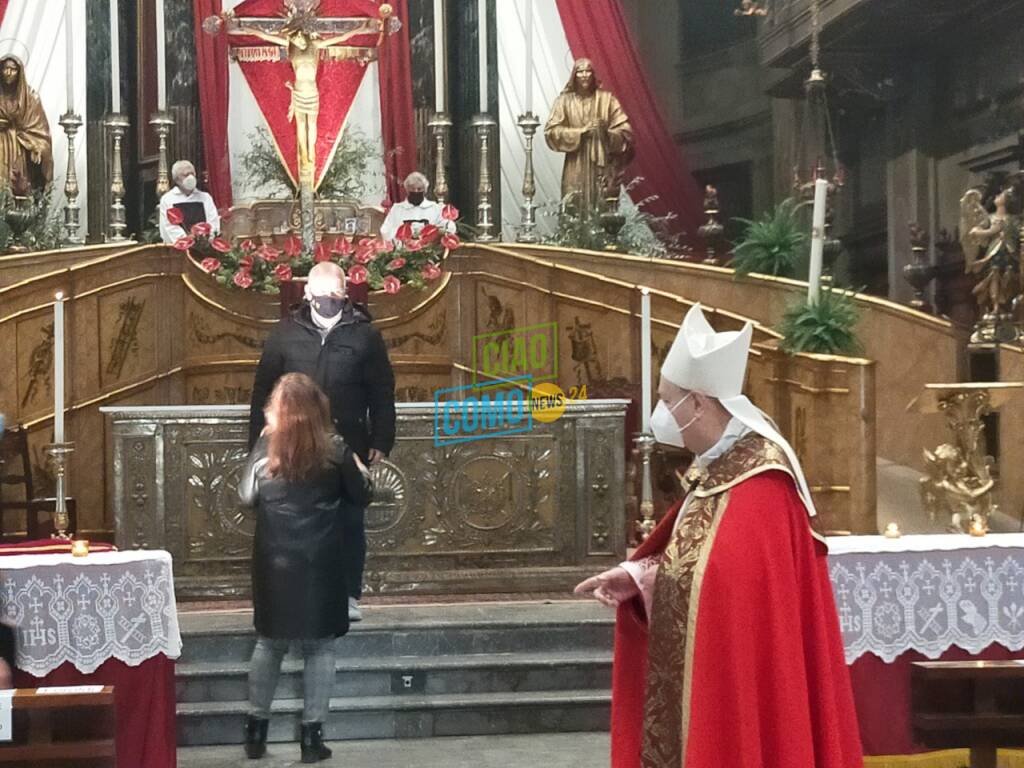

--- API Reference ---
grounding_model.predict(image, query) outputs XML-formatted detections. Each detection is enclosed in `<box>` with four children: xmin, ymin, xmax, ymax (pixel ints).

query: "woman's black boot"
<box><xmin>244</xmin><ymin>715</ymin><xmax>269</xmax><ymax>759</ymax></box>
<box><xmin>300</xmin><ymin>722</ymin><xmax>332</xmax><ymax>763</ymax></box>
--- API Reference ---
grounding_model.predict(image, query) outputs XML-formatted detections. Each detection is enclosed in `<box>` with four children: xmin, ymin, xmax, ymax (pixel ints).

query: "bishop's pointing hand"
<box><xmin>574</xmin><ymin>566</ymin><xmax>639</xmax><ymax>608</ymax></box>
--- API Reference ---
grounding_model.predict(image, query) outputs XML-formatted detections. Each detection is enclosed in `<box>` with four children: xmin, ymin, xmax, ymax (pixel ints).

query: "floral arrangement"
<box><xmin>172</xmin><ymin>204</ymin><xmax>461</xmax><ymax>295</ymax></box>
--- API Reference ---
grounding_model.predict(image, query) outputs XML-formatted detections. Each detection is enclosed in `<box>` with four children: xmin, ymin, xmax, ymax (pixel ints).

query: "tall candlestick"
<box><xmin>807</xmin><ymin>178</ymin><xmax>828</xmax><ymax>304</ymax></box>
<box><xmin>155</xmin><ymin>0</ymin><xmax>167</xmax><ymax>110</ymax></box>
<box><xmin>433</xmin><ymin>0</ymin><xmax>445</xmax><ymax>113</ymax></box>
<box><xmin>110</xmin><ymin>0</ymin><xmax>120</xmax><ymax>113</ymax></box>
<box><xmin>64</xmin><ymin>0</ymin><xmax>74</xmax><ymax>113</ymax></box>
<box><xmin>524</xmin><ymin>0</ymin><xmax>533</xmax><ymax>114</ymax></box>
<box><xmin>477</xmin><ymin>0</ymin><xmax>488</xmax><ymax>114</ymax></box>
<box><xmin>53</xmin><ymin>293</ymin><xmax>65</xmax><ymax>443</ymax></box>
<box><xmin>641</xmin><ymin>288</ymin><xmax>652</xmax><ymax>432</ymax></box>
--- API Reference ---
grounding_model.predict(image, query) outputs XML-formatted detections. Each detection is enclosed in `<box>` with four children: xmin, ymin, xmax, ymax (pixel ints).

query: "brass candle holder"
<box><xmin>149</xmin><ymin>110</ymin><xmax>175</xmax><ymax>198</ymax></box>
<box><xmin>44</xmin><ymin>441</ymin><xmax>75</xmax><ymax>540</ymax></box>
<box><xmin>516</xmin><ymin>111</ymin><xmax>541</xmax><ymax>243</ymax></box>
<box><xmin>58</xmin><ymin>110</ymin><xmax>84</xmax><ymax>245</ymax></box>
<box><xmin>634</xmin><ymin>432</ymin><xmax>657</xmax><ymax>541</ymax></box>
<box><xmin>472</xmin><ymin>113</ymin><xmax>497</xmax><ymax>242</ymax></box>
<box><xmin>104</xmin><ymin>113</ymin><xmax>130</xmax><ymax>242</ymax></box>
<box><xmin>428</xmin><ymin>112</ymin><xmax>453</xmax><ymax>203</ymax></box>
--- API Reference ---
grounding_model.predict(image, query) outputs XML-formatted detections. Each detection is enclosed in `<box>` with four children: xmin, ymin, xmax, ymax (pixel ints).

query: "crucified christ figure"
<box><xmin>211</xmin><ymin>1</ymin><xmax>389</xmax><ymax>185</ymax></box>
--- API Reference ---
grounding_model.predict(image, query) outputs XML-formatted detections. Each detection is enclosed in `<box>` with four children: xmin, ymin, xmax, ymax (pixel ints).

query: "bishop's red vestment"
<box><xmin>611</xmin><ymin>433</ymin><xmax>863</xmax><ymax>768</ymax></box>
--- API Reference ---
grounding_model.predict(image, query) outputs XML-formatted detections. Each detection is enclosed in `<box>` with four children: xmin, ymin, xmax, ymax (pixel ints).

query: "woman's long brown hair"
<box><xmin>264</xmin><ymin>373</ymin><xmax>334</xmax><ymax>482</ymax></box>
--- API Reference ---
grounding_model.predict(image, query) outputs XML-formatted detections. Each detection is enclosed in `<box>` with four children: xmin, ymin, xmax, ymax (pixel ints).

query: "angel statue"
<box><xmin>959</xmin><ymin>174</ymin><xmax>1024</xmax><ymax>343</ymax></box>
<box><xmin>920</xmin><ymin>442</ymin><xmax>996</xmax><ymax>533</ymax></box>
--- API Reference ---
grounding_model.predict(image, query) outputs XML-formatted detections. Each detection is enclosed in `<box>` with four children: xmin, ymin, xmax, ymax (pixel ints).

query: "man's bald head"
<box><xmin>305</xmin><ymin>261</ymin><xmax>346</xmax><ymax>299</ymax></box>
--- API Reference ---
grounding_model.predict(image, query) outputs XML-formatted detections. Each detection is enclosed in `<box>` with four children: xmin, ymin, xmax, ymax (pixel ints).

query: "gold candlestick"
<box><xmin>44</xmin><ymin>441</ymin><xmax>75</xmax><ymax>540</ymax></box>
<box><xmin>428</xmin><ymin>112</ymin><xmax>452</xmax><ymax>204</ymax></box>
<box><xmin>149</xmin><ymin>110</ymin><xmax>175</xmax><ymax>198</ymax></box>
<box><xmin>104</xmin><ymin>113</ymin><xmax>130</xmax><ymax>242</ymax></box>
<box><xmin>516</xmin><ymin>111</ymin><xmax>541</xmax><ymax>243</ymax></box>
<box><xmin>472</xmin><ymin>113</ymin><xmax>497</xmax><ymax>242</ymax></box>
<box><xmin>58</xmin><ymin>111</ymin><xmax>84</xmax><ymax>245</ymax></box>
<box><xmin>634</xmin><ymin>432</ymin><xmax>657</xmax><ymax>540</ymax></box>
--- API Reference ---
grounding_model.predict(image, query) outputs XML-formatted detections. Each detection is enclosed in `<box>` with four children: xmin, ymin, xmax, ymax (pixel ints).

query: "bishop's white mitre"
<box><xmin>660</xmin><ymin>304</ymin><xmax>818</xmax><ymax>518</ymax></box>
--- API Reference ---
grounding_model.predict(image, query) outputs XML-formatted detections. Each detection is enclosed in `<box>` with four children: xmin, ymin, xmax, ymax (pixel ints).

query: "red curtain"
<box><xmin>0</xmin><ymin>1</ymin><xmax>9</xmax><ymax>25</ymax></box>
<box><xmin>193</xmin><ymin>0</ymin><xmax>233</xmax><ymax>207</ymax></box>
<box><xmin>554</xmin><ymin>0</ymin><xmax>702</xmax><ymax>236</ymax></box>
<box><xmin>377</xmin><ymin>0</ymin><xmax>417</xmax><ymax>205</ymax></box>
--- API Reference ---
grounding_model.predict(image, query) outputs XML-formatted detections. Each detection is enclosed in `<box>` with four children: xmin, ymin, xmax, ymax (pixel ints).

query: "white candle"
<box><xmin>64</xmin><ymin>0</ymin><xmax>74</xmax><ymax>113</ymax></box>
<box><xmin>155</xmin><ymin>0</ymin><xmax>166</xmax><ymax>110</ymax></box>
<box><xmin>641</xmin><ymin>287</ymin><xmax>652</xmax><ymax>433</ymax></box>
<box><xmin>110</xmin><ymin>0</ymin><xmax>120</xmax><ymax>113</ymax></box>
<box><xmin>807</xmin><ymin>178</ymin><xmax>828</xmax><ymax>304</ymax></box>
<box><xmin>524</xmin><ymin>0</ymin><xmax>533</xmax><ymax>114</ymax></box>
<box><xmin>478</xmin><ymin>0</ymin><xmax>488</xmax><ymax>114</ymax></box>
<box><xmin>433</xmin><ymin>0</ymin><xmax>445</xmax><ymax>113</ymax></box>
<box><xmin>53</xmin><ymin>293</ymin><xmax>65</xmax><ymax>444</ymax></box>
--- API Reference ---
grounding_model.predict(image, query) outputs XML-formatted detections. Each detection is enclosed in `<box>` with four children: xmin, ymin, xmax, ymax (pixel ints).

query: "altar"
<box><xmin>101</xmin><ymin>401</ymin><xmax>628</xmax><ymax>599</ymax></box>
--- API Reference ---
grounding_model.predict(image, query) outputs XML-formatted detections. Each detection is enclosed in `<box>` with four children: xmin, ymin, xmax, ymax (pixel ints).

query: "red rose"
<box><xmin>240</xmin><ymin>239</ymin><xmax>257</xmax><ymax>252</ymax></box>
<box><xmin>257</xmin><ymin>245</ymin><xmax>281</xmax><ymax>262</ymax></box>
<box><xmin>441</xmin><ymin>233</ymin><xmax>461</xmax><ymax>250</ymax></box>
<box><xmin>274</xmin><ymin>263</ymin><xmax>293</xmax><ymax>281</ymax></box>
<box><xmin>347</xmin><ymin>265</ymin><xmax>368</xmax><ymax>284</ymax></box>
<box><xmin>200</xmin><ymin>257</ymin><xmax>222</xmax><ymax>274</ymax></box>
<box><xmin>239</xmin><ymin>253</ymin><xmax>254</xmax><ymax>269</ymax></box>
<box><xmin>441</xmin><ymin>204</ymin><xmax>459</xmax><ymax>221</ymax></box>
<box><xmin>331</xmin><ymin>237</ymin><xmax>354</xmax><ymax>256</ymax></box>
<box><xmin>284</xmin><ymin>235</ymin><xmax>302</xmax><ymax>258</ymax></box>
<box><xmin>173</xmin><ymin>236</ymin><xmax>195</xmax><ymax>251</ymax></box>
<box><xmin>314</xmin><ymin>242</ymin><xmax>330</xmax><ymax>263</ymax></box>
<box><xmin>353</xmin><ymin>245</ymin><xmax>374</xmax><ymax>265</ymax></box>
<box><xmin>395</xmin><ymin>222</ymin><xmax>414</xmax><ymax>243</ymax></box>
<box><xmin>166</xmin><ymin>207</ymin><xmax>184</xmax><ymax>225</ymax></box>
<box><xmin>191</xmin><ymin>221</ymin><xmax>213</xmax><ymax>237</ymax></box>
<box><xmin>404</xmin><ymin>239</ymin><xmax>423</xmax><ymax>252</ymax></box>
<box><xmin>420</xmin><ymin>224</ymin><xmax>440</xmax><ymax>244</ymax></box>
<box><xmin>386</xmin><ymin>257</ymin><xmax>407</xmax><ymax>271</ymax></box>
<box><xmin>233</xmin><ymin>270</ymin><xmax>253</xmax><ymax>289</ymax></box>
<box><xmin>375</xmin><ymin>238</ymin><xmax>394</xmax><ymax>253</ymax></box>
<box><xmin>211</xmin><ymin>237</ymin><xmax>232</xmax><ymax>253</ymax></box>
<box><xmin>422</xmin><ymin>262</ymin><xmax>442</xmax><ymax>281</ymax></box>
<box><xmin>382</xmin><ymin>275</ymin><xmax>401</xmax><ymax>294</ymax></box>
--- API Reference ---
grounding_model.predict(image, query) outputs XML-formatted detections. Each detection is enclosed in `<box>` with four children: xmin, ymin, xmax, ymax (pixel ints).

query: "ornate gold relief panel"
<box><xmin>366</xmin><ymin>434</ymin><xmax>558</xmax><ymax>557</ymax></box>
<box><xmin>185</xmin><ymin>305</ymin><xmax>267</xmax><ymax>359</ymax></box>
<box><xmin>559</xmin><ymin>306</ymin><xmax>632</xmax><ymax>393</ymax></box>
<box><xmin>384</xmin><ymin>305</ymin><xmax>448</xmax><ymax>354</ymax></box>
<box><xmin>186</xmin><ymin>373</ymin><xmax>256</xmax><ymax>406</ymax></box>
<box><xmin>15</xmin><ymin>314</ymin><xmax>55</xmax><ymax>423</ymax></box>
<box><xmin>99</xmin><ymin>286</ymin><xmax>155</xmax><ymax>389</ymax></box>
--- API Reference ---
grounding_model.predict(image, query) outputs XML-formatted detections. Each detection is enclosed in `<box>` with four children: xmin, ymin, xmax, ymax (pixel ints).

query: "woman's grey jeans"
<box><xmin>248</xmin><ymin>635</ymin><xmax>336</xmax><ymax>723</ymax></box>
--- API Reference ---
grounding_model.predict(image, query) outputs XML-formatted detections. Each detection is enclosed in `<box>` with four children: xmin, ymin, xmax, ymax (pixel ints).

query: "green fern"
<box><xmin>778</xmin><ymin>286</ymin><xmax>862</xmax><ymax>355</ymax></box>
<box><xmin>732</xmin><ymin>198</ymin><xmax>807</xmax><ymax>277</ymax></box>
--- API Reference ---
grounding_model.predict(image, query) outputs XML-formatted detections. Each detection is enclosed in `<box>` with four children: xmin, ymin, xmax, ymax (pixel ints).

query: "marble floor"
<box><xmin>177</xmin><ymin>732</ymin><xmax>610</xmax><ymax>768</ymax></box>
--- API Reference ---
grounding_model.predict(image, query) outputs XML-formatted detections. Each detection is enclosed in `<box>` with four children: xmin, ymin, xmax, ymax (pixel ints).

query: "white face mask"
<box><xmin>180</xmin><ymin>175</ymin><xmax>197</xmax><ymax>193</ymax></box>
<box><xmin>650</xmin><ymin>393</ymin><xmax>699</xmax><ymax>449</ymax></box>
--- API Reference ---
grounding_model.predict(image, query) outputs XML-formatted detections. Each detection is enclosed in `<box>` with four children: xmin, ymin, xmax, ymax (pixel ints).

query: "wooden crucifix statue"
<box><xmin>205</xmin><ymin>0</ymin><xmax>395</xmax><ymax>251</ymax></box>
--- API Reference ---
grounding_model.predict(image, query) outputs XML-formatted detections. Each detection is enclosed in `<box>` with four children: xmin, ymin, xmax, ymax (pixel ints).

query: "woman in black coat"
<box><xmin>239</xmin><ymin>373</ymin><xmax>371</xmax><ymax>763</ymax></box>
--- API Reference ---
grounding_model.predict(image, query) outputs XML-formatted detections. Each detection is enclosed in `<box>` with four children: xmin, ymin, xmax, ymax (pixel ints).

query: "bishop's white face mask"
<box><xmin>650</xmin><ymin>393</ymin><xmax>700</xmax><ymax>449</ymax></box>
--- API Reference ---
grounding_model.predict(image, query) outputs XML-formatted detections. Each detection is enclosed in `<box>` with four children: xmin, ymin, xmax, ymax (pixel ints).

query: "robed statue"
<box><xmin>0</xmin><ymin>54</ymin><xmax>52</xmax><ymax>193</ymax></box>
<box><xmin>544</xmin><ymin>58</ymin><xmax>634</xmax><ymax>214</ymax></box>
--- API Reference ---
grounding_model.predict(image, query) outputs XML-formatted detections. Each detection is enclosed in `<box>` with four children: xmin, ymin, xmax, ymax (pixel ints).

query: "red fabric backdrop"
<box><xmin>376</xmin><ymin>0</ymin><xmax>416</xmax><ymax>204</ymax></box>
<box><xmin>554</xmin><ymin>0</ymin><xmax>702</xmax><ymax>237</ymax></box>
<box><xmin>193</xmin><ymin>0</ymin><xmax>233</xmax><ymax>206</ymax></box>
<box><xmin>0</xmin><ymin>1</ymin><xmax>9</xmax><ymax>26</ymax></box>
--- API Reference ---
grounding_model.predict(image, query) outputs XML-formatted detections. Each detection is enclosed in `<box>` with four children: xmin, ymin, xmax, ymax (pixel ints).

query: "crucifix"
<box><xmin>205</xmin><ymin>0</ymin><xmax>395</xmax><ymax>252</ymax></box>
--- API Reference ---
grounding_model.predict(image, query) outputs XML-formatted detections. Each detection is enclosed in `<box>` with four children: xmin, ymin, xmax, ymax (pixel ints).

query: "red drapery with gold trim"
<box><xmin>193</xmin><ymin>0</ymin><xmax>233</xmax><ymax>206</ymax></box>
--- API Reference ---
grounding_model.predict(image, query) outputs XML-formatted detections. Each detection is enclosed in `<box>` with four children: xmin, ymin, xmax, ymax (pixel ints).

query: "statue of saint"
<box><xmin>544</xmin><ymin>58</ymin><xmax>634</xmax><ymax>214</ymax></box>
<box><xmin>0</xmin><ymin>55</ymin><xmax>52</xmax><ymax>193</ymax></box>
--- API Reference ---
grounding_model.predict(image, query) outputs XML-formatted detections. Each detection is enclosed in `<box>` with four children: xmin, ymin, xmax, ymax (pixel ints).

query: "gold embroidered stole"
<box><xmin>640</xmin><ymin>434</ymin><xmax>795</xmax><ymax>768</ymax></box>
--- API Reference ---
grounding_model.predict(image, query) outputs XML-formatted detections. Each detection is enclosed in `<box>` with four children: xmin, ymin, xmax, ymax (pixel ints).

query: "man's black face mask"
<box><xmin>407</xmin><ymin>191</ymin><xmax>425</xmax><ymax>206</ymax></box>
<box><xmin>311</xmin><ymin>295</ymin><xmax>345</xmax><ymax>318</ymax></box>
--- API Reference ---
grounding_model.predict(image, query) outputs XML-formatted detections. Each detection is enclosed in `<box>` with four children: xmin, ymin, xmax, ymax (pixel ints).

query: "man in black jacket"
<box><xmin>249</xmin><ymin>262</ymin><xmax>396</xmax><ymax>621</ymax></box>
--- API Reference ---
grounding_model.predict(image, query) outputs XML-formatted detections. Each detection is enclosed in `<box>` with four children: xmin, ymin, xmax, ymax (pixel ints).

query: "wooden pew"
<box><xmin>0</xmin><ymin>686</ymin><xmax>115</xmax><ymax>767</ymax></box>
<box><xmin>912</xmin><ymin>660</ymin><xmax>1024</xmax><ymax>768</ymax></box>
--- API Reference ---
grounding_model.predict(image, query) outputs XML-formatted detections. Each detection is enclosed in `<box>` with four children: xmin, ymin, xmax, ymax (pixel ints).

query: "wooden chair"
<box><xmin>912</xmin><ymin>659</ymin><xmax>1024</xmax><ymax>768</ymax></box>
<box><xmin>0</xmin><ymin>426</ymin><xmax>76</xmax><ymax>541</ymax></box>
<box><xmin>0</xmin><ymin>686</ymin><xmax>116</xmax><ymax>766</ymax></box>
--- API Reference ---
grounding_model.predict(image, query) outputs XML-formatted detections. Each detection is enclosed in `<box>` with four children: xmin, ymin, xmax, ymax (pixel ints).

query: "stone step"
<box><xmin>177</xmin><ymin>689</ymin><xmax>612</xmax><ymax>746</ymax></box>
<box><xmin>178</xmin><ymin>602</ymin><xmax>615</xmax><ymax>664</ymax></box>
<box><xmin>176</xmin><ymin>650</ymin><xmax>613</xmax><ymax>702</ymax></box>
